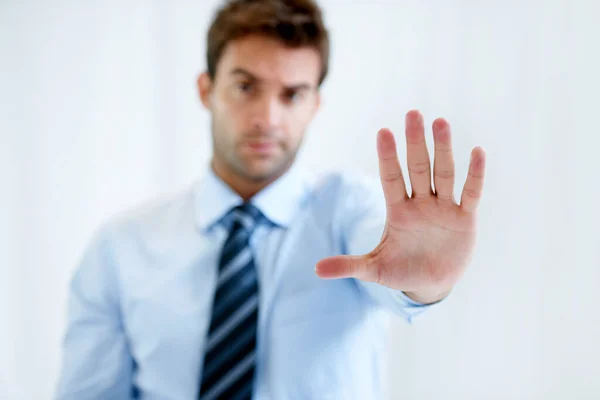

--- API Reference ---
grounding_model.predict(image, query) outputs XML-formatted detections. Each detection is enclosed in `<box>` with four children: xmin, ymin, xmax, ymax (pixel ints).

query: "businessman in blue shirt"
<box><xmin>56</xmin><ymin>0</ymin><xmax>487</xmax><ymax>399</ymax></box>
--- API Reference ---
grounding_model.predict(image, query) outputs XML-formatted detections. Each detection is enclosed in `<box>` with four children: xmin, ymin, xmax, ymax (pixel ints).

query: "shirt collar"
<box><xmin>194</xmin><ymin>162</ymin><xmax>310</xmax><ymax>232</ymax></box>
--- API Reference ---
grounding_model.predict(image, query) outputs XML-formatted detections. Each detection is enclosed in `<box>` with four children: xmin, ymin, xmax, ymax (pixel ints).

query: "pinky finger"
<box><xmin>460</xmin><ymin>147</ymin><xmax>486</xmax><ymax>213</ymax></box>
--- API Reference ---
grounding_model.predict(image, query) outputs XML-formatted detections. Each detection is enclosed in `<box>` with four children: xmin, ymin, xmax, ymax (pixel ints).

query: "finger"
<box><xmin>432</xmin><ymin>118</ymin><xmax>456</xmax><ymax>202</ymax></box>
<box><xmin>315</xmin><ymin>255</ymin><xmax>376</xmax><ymax>282</ymax></box>
<box><xmin>377</xmin><ymin>128</ymin><xmax>408</xmax><ymax>206</ymax></box>
<box><xmin>405</xmin><ymin>110</ymin><xmax>433</xmax><ymax>198</ymax></box>
<box><xmin>460</xmin><ymin>146</ymin><xmax>486</xmax><ymax>213</ymax></box>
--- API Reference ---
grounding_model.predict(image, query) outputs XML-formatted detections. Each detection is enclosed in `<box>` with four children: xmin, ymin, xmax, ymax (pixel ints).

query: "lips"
<box><xmin>245</xmin><ymin>142</ymin><xmax>277</xmax><ymax>154</ymax></box>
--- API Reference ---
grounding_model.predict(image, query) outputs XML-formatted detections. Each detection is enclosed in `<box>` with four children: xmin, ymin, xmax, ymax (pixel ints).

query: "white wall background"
<box><xmin>2</xmin><ymin>0</ymin><xmax>599</xmax><ymax>399</ymax></box>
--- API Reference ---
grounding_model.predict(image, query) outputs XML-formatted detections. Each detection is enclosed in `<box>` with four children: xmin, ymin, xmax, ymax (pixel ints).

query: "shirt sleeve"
<box><xmin>55</xmin><ymin>225</ymin><xmax>135</xmax><ymax>400</ymax></box>
<box><xmin>336</xmin><ymin>173</ymin><xmax>444</xmax><ymax>324</ymax></box>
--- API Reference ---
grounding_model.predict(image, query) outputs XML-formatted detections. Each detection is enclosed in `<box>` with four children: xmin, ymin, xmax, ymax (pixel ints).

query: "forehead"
<box><xmin>216</xmin><ymin>34</ymin><xmax>321</xmax><ymax>87</ymax></box>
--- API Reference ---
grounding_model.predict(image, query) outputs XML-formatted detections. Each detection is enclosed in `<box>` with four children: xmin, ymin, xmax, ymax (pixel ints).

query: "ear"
<box><xmin>197</xmin><ymin>72</ymin><xmax>213</xmax><ymax>110</ymax></box>
<box><xmin>312</xmin><ymin>90</ymin><xmax>322</xmax><ymax>117</ymax></box>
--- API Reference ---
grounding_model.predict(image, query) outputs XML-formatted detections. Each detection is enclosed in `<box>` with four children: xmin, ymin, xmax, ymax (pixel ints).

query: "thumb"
<box><xmin>315</xmin><ymin>255</ymin><xmax>376</xmax><ymax>281</ymax></box>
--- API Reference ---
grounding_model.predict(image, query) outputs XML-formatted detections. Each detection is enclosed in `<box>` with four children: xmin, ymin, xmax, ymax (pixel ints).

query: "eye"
<box><xmin>236</xmin><ymin>81</ymin><xmax>253</xmax><ymax>93</ymax></box>
<box><xmin>284</xmin><ymin>90</ymin><xmax>303</xmax><ymax>104</ymax></box>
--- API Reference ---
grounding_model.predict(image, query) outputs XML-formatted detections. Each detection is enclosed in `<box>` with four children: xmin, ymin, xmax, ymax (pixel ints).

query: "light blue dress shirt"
<box><xmin>55</xmin><ymin>163</ymin><xmax>437</xmax><ymax>400</ymax></box>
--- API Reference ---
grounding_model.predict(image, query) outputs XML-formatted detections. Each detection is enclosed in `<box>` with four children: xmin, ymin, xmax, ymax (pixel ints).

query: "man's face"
<box><xmin>198</xmin><ymin>34</ymin><xmax>322</xmax><ymax>184</ymax></box>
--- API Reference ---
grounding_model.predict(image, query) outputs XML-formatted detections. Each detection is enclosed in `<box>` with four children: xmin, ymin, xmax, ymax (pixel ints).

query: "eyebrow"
<box><xmin>230</xmin><ymin>67</ymin><xmax>313</xmax><ymax>91</ymax></box>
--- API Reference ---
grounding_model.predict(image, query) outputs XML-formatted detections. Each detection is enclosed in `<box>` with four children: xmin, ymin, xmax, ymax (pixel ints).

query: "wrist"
<box><xmin>403</xmin><ymin>287</ymin><xmax>451</xmax><ymax>305</ymax></box>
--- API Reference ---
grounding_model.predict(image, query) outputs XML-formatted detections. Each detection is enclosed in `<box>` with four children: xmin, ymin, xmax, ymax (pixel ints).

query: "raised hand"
<box><xmin>315</xmin><ymin>110</ymin><xmax>486</xmax><ymax>304</ymax></box>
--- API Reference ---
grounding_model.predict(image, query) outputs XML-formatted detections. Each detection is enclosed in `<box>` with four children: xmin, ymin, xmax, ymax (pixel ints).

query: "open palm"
<box><xmin>315</xmin><ymin>110</ymin><xmax>486</xmax><ymax>303</ymax></box>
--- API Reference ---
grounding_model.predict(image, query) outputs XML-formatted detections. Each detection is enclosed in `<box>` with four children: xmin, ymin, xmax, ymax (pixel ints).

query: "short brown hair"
<box><xmin>206</xmin><ymin>0</ymin><xmax>330</xmax><ymax>86</ymax></box>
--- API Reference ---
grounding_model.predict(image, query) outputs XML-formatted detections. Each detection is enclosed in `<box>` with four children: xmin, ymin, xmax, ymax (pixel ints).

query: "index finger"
<box><xmin>377</xmin><ymin>128</ymin><xmax>408</xmax><ymax>206</ymax></box>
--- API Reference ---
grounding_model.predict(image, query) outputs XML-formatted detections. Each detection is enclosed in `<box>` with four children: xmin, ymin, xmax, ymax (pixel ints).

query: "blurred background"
<box><xmin>1</xmin><ymin>0</ymin><xmax>599</xmax><ymax>399</ymax></box>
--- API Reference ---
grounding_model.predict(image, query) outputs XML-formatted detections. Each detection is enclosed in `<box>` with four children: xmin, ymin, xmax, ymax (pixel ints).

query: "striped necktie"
<box><xmin>199</xmin><ymin>203</ymin><xmax>263</xmax><ymax>400</ymax></box>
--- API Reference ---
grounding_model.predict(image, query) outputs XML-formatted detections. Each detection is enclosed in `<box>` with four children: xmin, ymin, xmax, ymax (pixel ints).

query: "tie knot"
<box><xmin>226</xmin><ymin>203</ymin><xmax>263</xmax><ymax>233</ymax></box>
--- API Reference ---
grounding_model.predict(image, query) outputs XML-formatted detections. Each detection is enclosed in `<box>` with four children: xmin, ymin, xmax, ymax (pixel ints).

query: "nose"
<box><xmin>251</xmin><ymin>96</ymin><xmax>283</xmax><ymax>133</ymax></box>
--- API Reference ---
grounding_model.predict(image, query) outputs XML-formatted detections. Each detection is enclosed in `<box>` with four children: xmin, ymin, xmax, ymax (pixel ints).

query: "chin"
<box><xmin>243</xmin><ymin>162</ymin><xmax>287</xmax><ymax>183</ymax></box>
<box><xmin>244</xmin><ymin>169</ymin><xmax>278</xmax><ymax>183</ymax></box>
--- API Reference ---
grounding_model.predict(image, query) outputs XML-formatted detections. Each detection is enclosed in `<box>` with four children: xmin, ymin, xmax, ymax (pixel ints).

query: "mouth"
<box><xmin>244</xmin><ymin>141</ymin><xmax>278</xmax><ymax>155</ymax></box>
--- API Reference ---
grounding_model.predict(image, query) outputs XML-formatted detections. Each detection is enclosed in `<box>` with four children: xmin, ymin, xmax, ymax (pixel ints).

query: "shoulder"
<box><xmin>300</xmin><ymin>169</ymin><xmax>385</xmax><ymax>228</ymax></box>
<box><xmin>306</xmin><ymin>169</ymin><xmax>383</xmax><ymax>208</ymax></box>
<box><xmin>93</xmin><ymin>183</ymin><xmax>198</xmax><ymax>252</ymax></box>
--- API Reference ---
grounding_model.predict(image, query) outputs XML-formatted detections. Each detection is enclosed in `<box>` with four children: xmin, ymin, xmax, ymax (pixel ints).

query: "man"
<box><xmin>56</xmin><ymin>0</ymin><xmax>486</xmax><ymax>399</ymax></box>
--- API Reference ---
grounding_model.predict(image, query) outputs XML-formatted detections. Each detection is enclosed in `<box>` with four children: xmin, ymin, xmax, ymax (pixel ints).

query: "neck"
<box><xmin>210</xmin><ymin>159</ymin><xmax>291</xmax><ymax>202</ymax></box>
